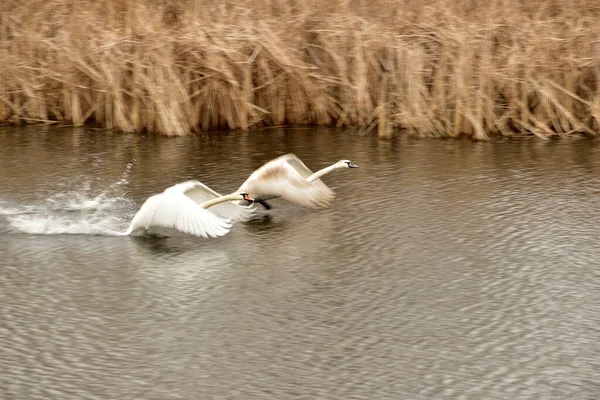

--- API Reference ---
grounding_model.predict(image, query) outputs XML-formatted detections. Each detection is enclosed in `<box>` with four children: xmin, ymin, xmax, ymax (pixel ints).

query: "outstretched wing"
<box><xmin>127</xmin><ymin>190</ymin><xmax>232</xmax><ymax>238</ymax></box>
<box><xmin>166</xmin><ymin>180</ymin><xmax>255</xmax><ymax>222</ymax></box>
<box><xmin>281</xmin><ymin>154</ymin><xmax>314</xmax><ymax>179</ymax></box>
<box><xmin>282</xmin><ymin>154</ymin><xmax>334</xmax><ymax>194</ymax></box>
<box><xmin>240</xmin><ymin>154</ymin><xmax>335</xmax><ymax>208</ymax></box>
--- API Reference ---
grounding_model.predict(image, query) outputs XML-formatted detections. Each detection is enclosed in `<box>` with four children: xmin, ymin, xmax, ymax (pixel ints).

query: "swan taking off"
<box><xmin>121</xmin><ymin>180</ymin><xmax>255</xmax><ymax>238</ymax></box>
<box><xmin>236</xmin><ymin>154</ymin><xmax>359</xmax><ymax>210</ymax></box>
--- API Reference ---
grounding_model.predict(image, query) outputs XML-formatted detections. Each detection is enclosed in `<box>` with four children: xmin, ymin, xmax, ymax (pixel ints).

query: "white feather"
<box><xmin>175</xmin><ymin>180</ymin><xmax>256</xmax><ymax>222</ymax></box>
<box><xmin>123</xmin><ymin>181</ymin><xmax>246</xmax><ymax>237</ymax></box>
<box><xmin>237</xmin><ymin>154</ymin><xmax>336</xmax><ymax>208</ymax></box>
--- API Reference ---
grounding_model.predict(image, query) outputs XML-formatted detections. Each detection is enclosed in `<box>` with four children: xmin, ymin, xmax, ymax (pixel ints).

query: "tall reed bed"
<box><xmin>1</xmin><ymin>0</ymin><xmax>600</xmax><ymax>138</ymax></box>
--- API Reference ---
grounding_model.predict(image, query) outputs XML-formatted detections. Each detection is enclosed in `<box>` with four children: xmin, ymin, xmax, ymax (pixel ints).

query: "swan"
<box><xmin>235</xmin><ymin>154</ymin><xmax>359</xmax><ymax>209</ymax></box>
<box><xmin>159</xmin><ymin>179</ymin><xmax>258</xmax><ymax>223</ymax></box>
<box><xmin>121</xmin><ymin>180</ymin><xmax>256</xmax><ymax>237</ymax></box>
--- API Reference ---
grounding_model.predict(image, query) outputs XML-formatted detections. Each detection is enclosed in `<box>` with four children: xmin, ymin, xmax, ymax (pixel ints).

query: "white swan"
<box><xmin>121</xmin><ymin>180</ymin><xmax>255</xmax><ymax>237</ymax></box>
<box><xmin>162</xmin><ymin>180</ymin><xmax>257</xmax><ymax>223</ymax></box>
<box><xmin>236</xmin><ymin>154</ymin><xmax>359</xmax><ymax>209</ymax></box>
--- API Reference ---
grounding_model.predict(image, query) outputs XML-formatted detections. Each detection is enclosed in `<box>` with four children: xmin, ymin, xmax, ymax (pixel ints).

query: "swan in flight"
<box><xmin>121</xmin><ymin>180</ymin><xmax>256</xmax><ymax>238</ymax></box>
<box><xmin>236</xmin><ymin>154</ymin><xmax>359</xmax><ymax>210</ymax></box>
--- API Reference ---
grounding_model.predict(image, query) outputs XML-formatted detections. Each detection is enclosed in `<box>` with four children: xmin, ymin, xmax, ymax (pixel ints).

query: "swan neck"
<box><xmin>307</xmin><ymin>164</ymin><xmax>336</xmax><ymax>183</ymax></box>
<box><xmin>200</xmin><ymin>193</ymin><xmax>239</xmax><ymax>209</ymax></box>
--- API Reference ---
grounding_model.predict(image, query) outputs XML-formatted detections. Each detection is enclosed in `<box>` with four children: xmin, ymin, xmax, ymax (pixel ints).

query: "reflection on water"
<box><xmin>1</xmin><ymin>127</ymin><xmax>599</xmax><ymax>399</ymax></box>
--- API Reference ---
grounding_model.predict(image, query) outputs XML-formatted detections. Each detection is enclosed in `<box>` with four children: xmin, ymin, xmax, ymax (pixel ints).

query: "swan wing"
<box><xmin>127</xmin><ymin>191</ymin><xmax>232</xmax><ymax>238</ymax></box>
<box><xmin>281</xmin><ymin>154</ymin><xmax>314</xmax><ymax>179</ymax></box>
<box><xmin>166</xmin><ymin>180</ymin><xmax>256</xmax><ymax>222</ymax></box>
<box><xmin>242</xmin><ymin>157</ymin><xmax>335</xmax><ymax>208</ymax></box>
<box><xmin>282</xmin><ymin>154</ymin><xmax>333</xmax><ymax>193</ymax></box>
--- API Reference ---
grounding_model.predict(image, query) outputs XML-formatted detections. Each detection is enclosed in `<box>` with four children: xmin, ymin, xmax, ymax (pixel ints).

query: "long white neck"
<box><xmin>307</xmin><ymin>164</ymin><xmax>337</xmax><ymax>183</ymax></box>
<box><xmin>200</xmin><ymin>193</ymin><xmax>241</xmax><ymax>209</ymax></box>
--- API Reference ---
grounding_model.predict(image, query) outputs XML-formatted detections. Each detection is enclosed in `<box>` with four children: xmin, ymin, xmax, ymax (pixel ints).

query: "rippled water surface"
<box><xmin>1</xmin><ymin>127</ymin><xmax>599</xmax><ymax>399</ymax></box>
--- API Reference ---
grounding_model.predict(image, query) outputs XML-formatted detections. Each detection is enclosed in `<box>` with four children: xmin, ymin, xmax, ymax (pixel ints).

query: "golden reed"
<box><xmin>1</xmin><ymin>0</ymin><xmax>600</xmax><ymax>138</ymax></box>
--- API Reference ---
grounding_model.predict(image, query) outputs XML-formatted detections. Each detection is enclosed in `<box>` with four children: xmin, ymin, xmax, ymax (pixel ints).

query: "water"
<box><xmin>0</xmin><ymin>127</ymin><xmax>599</xmax><ymax>399</ymax></box>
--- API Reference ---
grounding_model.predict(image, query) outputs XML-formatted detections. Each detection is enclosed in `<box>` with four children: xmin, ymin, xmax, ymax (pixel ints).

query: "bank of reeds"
<box><xmin>2</xmin><ymin>0</ymin><xmax>600</xmax><ymax>138</ymax></box>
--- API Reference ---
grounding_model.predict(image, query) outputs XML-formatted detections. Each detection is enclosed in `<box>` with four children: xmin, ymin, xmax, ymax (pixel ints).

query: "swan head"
<box><xmin>336</xmin><ymin>159</ymin><xmax>359</xmax><ymax>169</ymax></box>
<box><xmin>239</xmin><ymin>192</ymin><xmax>256</xmax><ymax>203</ymax></box>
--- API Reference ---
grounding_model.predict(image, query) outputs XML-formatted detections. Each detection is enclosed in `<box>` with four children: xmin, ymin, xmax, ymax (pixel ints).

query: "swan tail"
<box><xmin>118</xmin><ymin>223</ymin><xmax>137</xmax><ymax>236</ymax></box>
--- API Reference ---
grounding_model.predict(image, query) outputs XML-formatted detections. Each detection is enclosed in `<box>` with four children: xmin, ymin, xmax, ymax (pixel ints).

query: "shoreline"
<box><xmin>2</xmin><ymin>0</ymin><xmax>600</xmax><ymax>139</ymax></box>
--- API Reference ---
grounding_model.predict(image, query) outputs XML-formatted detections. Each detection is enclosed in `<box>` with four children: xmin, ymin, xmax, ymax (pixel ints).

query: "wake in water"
<box><xmin>0</xmin><ymin>164</ymin><xmax>135</xmax><ymax>236</ymax></box>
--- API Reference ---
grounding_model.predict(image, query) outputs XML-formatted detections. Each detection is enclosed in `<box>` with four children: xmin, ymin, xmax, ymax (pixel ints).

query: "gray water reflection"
<box><xmin>0</xmin><ymin>127</ymin><xmax>599</xmax><ymax>399</ymax></box>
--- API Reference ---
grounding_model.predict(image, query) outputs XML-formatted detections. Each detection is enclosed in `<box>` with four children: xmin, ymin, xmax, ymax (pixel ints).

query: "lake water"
<box><xmin>0</xmin><ymin>127</ymin><xmax>599</xmax><ymax>399</ymax></box>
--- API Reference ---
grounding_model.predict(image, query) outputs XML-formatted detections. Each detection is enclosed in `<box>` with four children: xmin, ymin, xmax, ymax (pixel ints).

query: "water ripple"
<box><xmin>0</xmin><ymin>128</ymin><xmax>599</xmax><ymax>399</ymax></box>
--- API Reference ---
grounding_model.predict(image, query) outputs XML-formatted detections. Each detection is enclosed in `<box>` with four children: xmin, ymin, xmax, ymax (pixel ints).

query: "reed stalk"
<box><xmin>1</xmin><ymin>0</ymin><xmax>600</xmax><ymax>138</ymax></box>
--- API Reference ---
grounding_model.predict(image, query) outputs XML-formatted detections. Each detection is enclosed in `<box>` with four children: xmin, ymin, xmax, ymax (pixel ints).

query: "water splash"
<box><xmin>0</xmin><ymin>202</ymin><xmax>39</xmax><ymax>216</ymax></box>
<box><xmin>1</xmin><ymin>164</ymin><xmax>135</xmax><ymax>236</ymax></box>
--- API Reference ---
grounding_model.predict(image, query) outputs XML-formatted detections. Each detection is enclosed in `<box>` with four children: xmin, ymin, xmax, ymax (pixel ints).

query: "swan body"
<box><xmin>121</xmin><ymin>180</ymin><xmax>255</xmax><ymax>237</ymax></box>
<box><xmin>236</xmin><ymin>154</ymin><xmax>359</xmax><ymax>209</ymax></box>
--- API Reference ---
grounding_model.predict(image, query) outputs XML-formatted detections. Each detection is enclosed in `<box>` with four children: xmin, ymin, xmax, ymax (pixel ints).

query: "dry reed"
<box><xmin>2</xmin><ymin>0</ymin><xmax>600</xmax><ymax>138</ymax></box>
